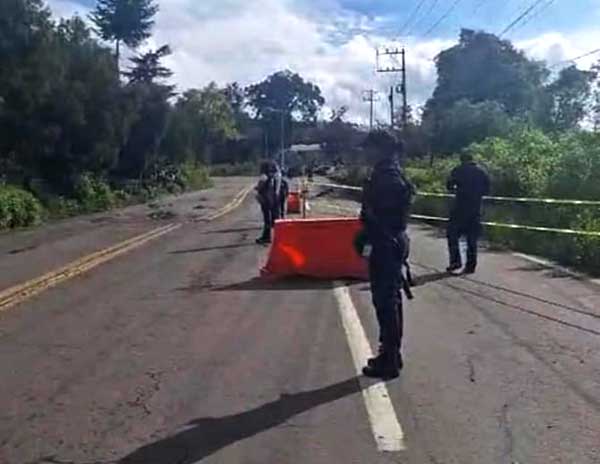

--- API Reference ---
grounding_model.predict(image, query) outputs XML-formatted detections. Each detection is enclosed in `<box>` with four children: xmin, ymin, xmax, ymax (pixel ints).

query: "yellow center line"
<box><xmin>0</xmin><ymin>185</ymin><xmax>253</xmax><ymax>313</ymax></box>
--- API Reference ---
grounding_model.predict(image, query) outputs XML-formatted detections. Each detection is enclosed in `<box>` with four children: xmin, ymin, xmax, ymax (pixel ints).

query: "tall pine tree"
<box><xmin>90</xmin><ymin>0</ymin><xmax>158</xmax><ymax>68</ymax></box>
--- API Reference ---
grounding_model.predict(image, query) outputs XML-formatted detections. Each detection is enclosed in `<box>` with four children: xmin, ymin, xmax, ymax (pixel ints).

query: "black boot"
<box><xmin>362</xmin><ymin>352</ymin><xmax>400</xmax><ymax>380</ymax></box>
<box><xmin>367</xmin><ymin>350</ymin><xmax>403</xmax><ymax>371</ymax></box>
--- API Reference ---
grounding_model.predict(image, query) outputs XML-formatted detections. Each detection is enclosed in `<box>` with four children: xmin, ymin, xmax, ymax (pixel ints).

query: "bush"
<box><xmin>181</xmin><ymin>163</ymin><xmax>213</xmax><ymax>190</ymax></box>
<box><xmin>408</xmin><ymin>129</ymin><xmax>600</xmax><ymax>276</ymax></box>
<box><xmin>0</xmin><ymin>186</ymin><xmax>43</xmax><ymax>229</ymax></box>
<box><xmin>573</xmin><ymin>213</ymin><xmax>600</xmax><ymax>275</ymax></box>
<box><xmin>74</xmin><ymin>174</ymin><xmax>116</xmax><ymax>212</ymax></box>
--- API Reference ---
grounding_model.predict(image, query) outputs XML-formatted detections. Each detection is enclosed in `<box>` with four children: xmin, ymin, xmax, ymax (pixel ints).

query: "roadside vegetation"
<box><xmin>2</xmin><ymin>3</ymin><xmax>598</xmax><ymax>275</ymax></box>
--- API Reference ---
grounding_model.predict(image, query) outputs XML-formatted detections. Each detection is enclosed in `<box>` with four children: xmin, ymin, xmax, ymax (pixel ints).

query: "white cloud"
<box><xmin>45</xmin><ymin>0</ymin><xmax>600</xmax><ymax>124</ymax></box>
<box><xmin>517</xmin><ymin>29</ymin><xmax>600</xmax><ymax>70</ymax></box>
<box><xmin>47</xmin><ymin>0</ymin><xmax>89</xmax><ymax>19</ymax></box>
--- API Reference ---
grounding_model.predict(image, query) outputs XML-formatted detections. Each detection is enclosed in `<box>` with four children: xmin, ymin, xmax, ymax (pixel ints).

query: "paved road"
<box><xmin>0</xmin><ymin>183</ymin><xmax>599</xmax><ymax>464</ymax></box>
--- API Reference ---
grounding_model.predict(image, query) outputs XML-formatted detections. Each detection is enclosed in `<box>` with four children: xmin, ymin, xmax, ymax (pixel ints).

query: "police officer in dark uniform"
<box><xmin>255</xmin><ymin>160</ymin><xmax>282</xmax><ymax>244</ymax></box>
<box><xmin>360</xmin><ymin>130</ymin><xmax>414</xmax><ymax>380</ymax></box>
<box><xmin>446</xmin><ymin>152</ymin><xmax>491</xmax><ymax>274</ymax></box>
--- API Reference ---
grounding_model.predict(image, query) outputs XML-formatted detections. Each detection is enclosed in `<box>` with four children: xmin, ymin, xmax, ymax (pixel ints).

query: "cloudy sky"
<box><xmin>47</xmin><ymin>0</ymin><xmax>600</xmax><ymax>123</ymax></box>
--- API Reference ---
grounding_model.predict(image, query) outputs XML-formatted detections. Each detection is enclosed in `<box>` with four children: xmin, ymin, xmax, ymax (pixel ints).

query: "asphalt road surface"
<box><xmin>0</xmin><ymin>179</ymin><xmax>599</xmax><ymax>464</ymax></box>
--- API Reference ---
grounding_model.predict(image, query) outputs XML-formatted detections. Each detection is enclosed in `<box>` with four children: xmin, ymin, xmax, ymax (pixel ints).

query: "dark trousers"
<box><xmin>447</xmin><ymin>218</ymin><xmax>481</xmax><ymax>269</ymax></box>
<box><xmin>260</xmin><ymin>203</ymin><xmax>280</xmax><ymax>240</ymax></box>
<box><xmin>369</xmin><ymin>243</ymin><xmax>404</xmax><ymax>356</ymax></box>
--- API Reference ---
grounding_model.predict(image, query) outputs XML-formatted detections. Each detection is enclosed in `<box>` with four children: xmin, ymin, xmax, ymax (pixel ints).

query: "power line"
<box><xmin>472</xmin><ymin>0</ymin><xmax>487</xmax><ymax>14</ymax></box>
<box><xmin>550</xmin><ymin>48</ymin><xmax>600</xmax><ymax>69</ymax></box>
<box><xmin>499</xmin><ymin>0</ymin><xmax>546</xmax><ymax>37</ymax></box>
<box><xmin>413</xmin><ymin>0</ymin><xmax>440</xmax><ymax>34</ymax></box>
<box><xmin>399</xmin><ymin>0</ymin><xmax>428</xmax><ymax>37</ymax></box>
<box><xmin>512</xmin><ymin>0</ymin><xmax>556</xmax><ymax>33</ymax></box>
<box><xmin>423</xmin><ymin>0</ymin><xmax>463</xmax><ymax>37</ymax></box>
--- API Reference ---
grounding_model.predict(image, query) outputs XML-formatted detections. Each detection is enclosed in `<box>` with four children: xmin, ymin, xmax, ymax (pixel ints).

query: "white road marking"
<box><xmin>333</xmin><ymin>283</ymin><xmax>406</xmax><ymax>452</ymax></box>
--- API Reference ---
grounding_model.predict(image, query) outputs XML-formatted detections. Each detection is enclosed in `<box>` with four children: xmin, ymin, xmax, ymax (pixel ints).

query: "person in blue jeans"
<box><xmin>446</xmin><ymin>153</ymin><xmax>491</xmax><ymax>274</ymax></box>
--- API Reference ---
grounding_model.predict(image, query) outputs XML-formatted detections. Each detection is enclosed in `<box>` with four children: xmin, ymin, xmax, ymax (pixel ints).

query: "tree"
<box><xmin>90</xmin><ymin>0</ymin><xmax>158</xmax><ymax>66</ymax></box>
<box><xmin>246</xmin><ymin>70</ymin><xmax>325</xmax><ymax>153</ymax></box>
<box><xmin>123</xmin><ymin>44</ymin><xmax>173</xmax><ymax>84</ymax></box>
<box><xmin>425</xmin><ymin>100</ymin><xmax>513</xmax><ymax>154</ymax></box>
<box><xmin>161</xmin><ymin>83</ymin><xmax>238</xmax><ymax>165</ymax></box>
<box><xmin>543</xmin><ymin>65</ymin><xmax>596</xmax><ymax>132</ymax></box>
<box><xmin>118</xmin><ymin>45</ymin><xmax>174</xmax><ymax>179</ymax></box>
<box><xmin>590</xmin><ymin>61</ymin><xmax>600</xmax><ymax>131</ymax></box>
<box><xmin>426</xmin><ymin>29</ymin><xmax>548</xmax><ymax>117</ymax></box>
<box><xmin>422</xmin><ymin>29</ymin><xmax>550</xmax><ymax>152</ymax></box>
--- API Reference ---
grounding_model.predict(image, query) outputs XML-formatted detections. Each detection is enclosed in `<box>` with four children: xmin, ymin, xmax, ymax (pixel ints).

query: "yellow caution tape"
<box><xmin>317</xmin><ymin>203</ymin><xmax>600</xmax><ymax>238</ymax></box>
<box><xmin>314</xmin><ymin>182</ymin><xmax>600</xmax><ymax>206</ymax></box>
<box><xmin>412</xmin><ymin>214</ymin><xmax>600</xmax><ymax>237</ymax></box>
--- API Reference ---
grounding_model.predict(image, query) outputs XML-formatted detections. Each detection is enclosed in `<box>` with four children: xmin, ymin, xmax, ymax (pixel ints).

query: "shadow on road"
<box><xmin>119</xmin><ymin>377</ymin><xmax>363</xmax><ymax>464</ymax></box>
<box><xmin>170</xmin><ymin>243</ymin><xmax>255</xmax><ymax>254</ymax></box>
<box><xmin>212</xmin><ymin>277</ymin><xmax>335</xmax><ymax>292</ymax></box>
<box><xmin>359</xmin><ymin>271</ymin><xmax>455</xmax><ymax>292</ymax></box>
<box><xmin>412</xmin><ymin>271</ymin><xmax>456</xmax><ymax>287</ymax></box>
<box><xmin>202</xmin><ymin>227</ymin><xmax>261</xmax><ymax>235</ymax></box>
<box><xmin>509</xmin><ymin>264</ymin><xmax>573</xmax><ymax>279</ymax></box>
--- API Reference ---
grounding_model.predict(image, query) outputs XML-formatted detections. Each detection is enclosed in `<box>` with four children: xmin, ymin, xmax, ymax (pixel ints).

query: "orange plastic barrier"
<box><xmin>261</xmin><ymin>218</ymin><xmax>368</xmax><ymax>280</ymax></box>
<box><xmin>287</xmin><ymin>192</ymin><xmax>301</xmax><ymax>214</ymax></box>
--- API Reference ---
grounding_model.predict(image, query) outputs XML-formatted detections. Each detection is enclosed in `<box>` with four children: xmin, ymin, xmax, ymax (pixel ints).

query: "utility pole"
<box><xmin>280</xmin><ymin>111</ymin><xmax>285</xmax><ymax>170</ymax></box>
<box><xmin>264</xmin><ymin>107</ymin><xmax>287</xmax><ymax>169</ymax></box>
<box><xmin>362</xmin><ymin>90</ymin><xmax>379</xmax><ymax>130</ymax></box>
<box><xmin>376</xmin><ymin>47</ymin><xmax>408</xmax><ymax>131</ymax></box>
<box><xmin>401</xmin><ymin>48</ymin><xmax>408</xmax><ymax>130</ymax></box>
<box><xmin>389</xmin><ymin>86</ymin><xmax>395</xmax><ymax>129</ymax></box>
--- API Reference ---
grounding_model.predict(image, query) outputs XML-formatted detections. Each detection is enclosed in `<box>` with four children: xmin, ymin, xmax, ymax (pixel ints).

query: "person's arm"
<box><xmin>482</xmin><ymin>170</ymin><xmax>491</xmax><ymax>196</ymax></box>
<box><xmin>447</xmin><ymin>167</ymin><xmax>459</xmax><ymax>193</ymax></box>
<box><xmin>360</xmin><ymin>177</ymin><xmax>372</xmax><ymax>223</ymax></box>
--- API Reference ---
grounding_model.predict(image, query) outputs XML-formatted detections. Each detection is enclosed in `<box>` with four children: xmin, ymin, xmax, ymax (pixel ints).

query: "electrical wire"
<box><xmin>511</xmin><ymin>0</ymin><xmax>556</xmax><ymax>33</ymax></box>
<box><xmin>400</xmin><ymin>0</ymin><xmax>429</xmax><ymax>37</ymax></box>
<box><xmin>550</xmin><ymin>48</ymin><xmax>600</xmax><ymax>69</ymax></box>
<box><xmin>472</xmin><ymin>0</ymin><xmax>487</xmax><ymax>14</ymax></box>
<box><xmin>413</xmin><ymin>0</ymin><xmax>440</xmax><ymax>33</ymax></box>
<box><xmin>423</xmin><ymin>0</ymin><xmax>463</xmax><ymax>37</ymax></box>
<box><xmin>499</xmin><ymin>0</ymin><xmax>546</xmax><ymax>36</ymax></box>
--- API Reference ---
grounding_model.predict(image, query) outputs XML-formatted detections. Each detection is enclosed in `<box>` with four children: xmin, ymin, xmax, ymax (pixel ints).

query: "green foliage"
<box><xmin>181</xmin><ymin>163</ymin><xmax>213</xmax><ymax>190</ymax></box>
<box><xmin>74</xmin><ymin>174</ymin><xmax>116</xmax><ymax>212</ymax></box>
<box><xmin>0</xmin><ymin>185</ymin><xmax>43</xmax><ymax>229</ymax></box>
<box><xmin>123</xmin><ymin>44</ymin><xmax>173</xmax><ymax>85</ymax></box>
<box><xmin>543</xmin><ymin>66</ymin><xmax>596</xmax><ymax>132</ymax></box>
<box><xmin>246</xmin><ymin>70</ymin><xmax>325</xmax><ymax>154</ymax></box>
<box><xmin>573</xmin><ymin>213</ymin><xmax>600</xmax><ymax>274</ymax></box>
<box><xmin>409</xmin><ymin>129</ymin><xmax>600</xmax><ymax>275</ymax></box>
<box><xmin>161</xmin><ymin>83</ymin><xmax>238</xmax><ymax>166</ymax></box>
<box><xmin>467</xmin><ymin>129</ymin><xmax>560</xmax><ymax>196</ymax></box>
<box><xmin>422</xmin><ymin>29</ymin><xmax>597</xmax><ymax>154</ymax></box>
<box><xmin>428</xmin><ymin>100</ymin><xmax>514</xmax><ymax>154</ymax></box>
<box><xmin>90</xmin><ymin>0</ymin><xmax>158</xmax><ymax>61</ymax></box>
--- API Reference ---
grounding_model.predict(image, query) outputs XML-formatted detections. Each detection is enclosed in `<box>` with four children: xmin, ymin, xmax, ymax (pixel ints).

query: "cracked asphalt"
<box><xmin>0</xmin><ymin>182</ymin><xmax>599</xmax><ymax>464</ymax></box>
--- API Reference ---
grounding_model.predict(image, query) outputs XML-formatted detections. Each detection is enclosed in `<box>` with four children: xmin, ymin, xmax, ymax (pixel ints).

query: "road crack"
<box><xmin>467</xmin><ymin>356</ymin><xmax>476</xmax><ymax>383</ymax></box>
<box><xmin>126</xmin><ymin>370</ymin><xmax>164</xmax><ymax>416</ymax></box>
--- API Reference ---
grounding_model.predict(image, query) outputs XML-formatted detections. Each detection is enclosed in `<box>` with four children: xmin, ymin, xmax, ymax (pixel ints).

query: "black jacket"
<box><xmin>361</xmin><ymin>157</ymin><xmax>414</xmax><ymax>241</ymax></box>
<box><xmin>447</xmin><ymin>162</ymin><xmax>491</xmax><ymax>221</ymax></box>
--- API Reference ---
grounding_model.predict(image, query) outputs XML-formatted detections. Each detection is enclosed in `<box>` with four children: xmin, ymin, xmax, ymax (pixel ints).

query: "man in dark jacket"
<box><xmin>360</xmin><ymin>130</ymin><xmax>414</xmax><ymax>380</ymax></box>
<box><xmin>446</xmin><ymin>153</ymin><xmax>491</xmax><ymax>274</ymax></box>
<box><xmin>255</xmin><ymin>160</ymin><xmax>282</xmax><ymax>244</ymax></box>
